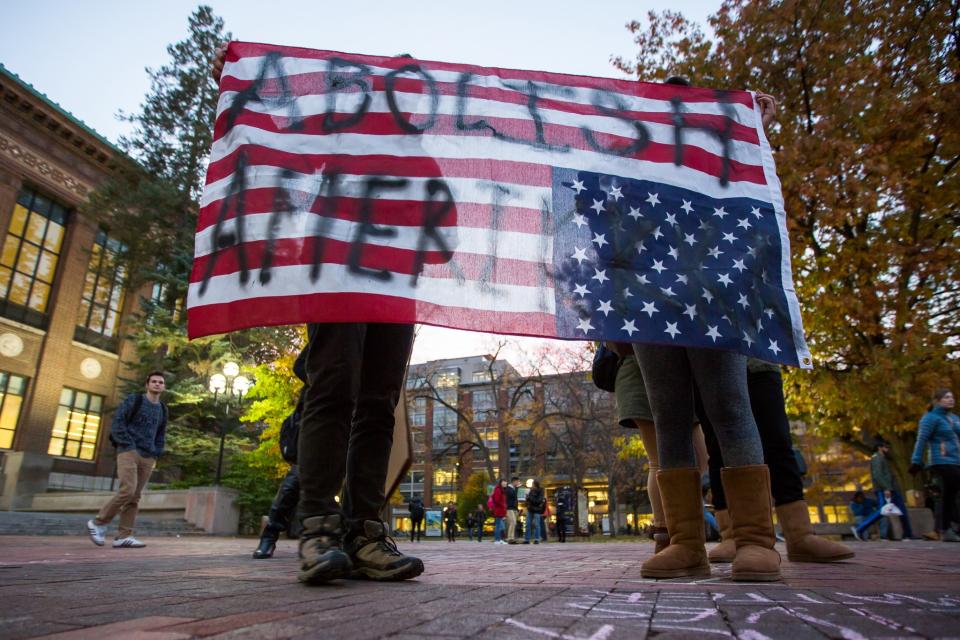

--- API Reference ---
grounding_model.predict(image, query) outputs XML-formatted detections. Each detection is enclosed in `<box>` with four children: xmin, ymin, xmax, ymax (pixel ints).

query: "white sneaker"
<box><xmin>86</xmin><ymin>519</ymin><xmax>106</xmax><ymax>546</ymax></box>
<box><xmin>113</xmin><ymin>536</ymin><xmax>146</xmax><ymax>548</ymax></box>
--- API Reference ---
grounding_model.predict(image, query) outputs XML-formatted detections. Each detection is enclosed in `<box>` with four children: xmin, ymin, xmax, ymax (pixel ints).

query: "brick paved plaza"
<box><xmin>0</xmin><ymin>535</ymin><xmax>958</xmax><ymax>639</ymax></box>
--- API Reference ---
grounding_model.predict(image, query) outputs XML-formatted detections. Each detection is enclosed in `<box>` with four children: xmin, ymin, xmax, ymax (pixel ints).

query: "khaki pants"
<box><xmin>95</xmin><ymin>450</ymin><xmax>156</xmax><ymax>538</ymax></box>
<box><xmin>506</xmin><ymin>509</ymin><xmax>518</xmax><ymax>541</ymax></box>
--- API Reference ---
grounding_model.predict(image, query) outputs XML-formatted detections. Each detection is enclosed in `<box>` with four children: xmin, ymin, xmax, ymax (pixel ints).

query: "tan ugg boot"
<box><xmin>708</xmin><ymin>509</ymin><xmax>736</xmax><ymax>563</ymax></box>
<box><xmin>721</xmin><ymin>465</ymin><xmax>781</xmax><ymax>582</ymax></box>
<box><xmin>641</xmin><ymin>468</ymin><xmax>710</xmax><ymax>579</ymax></box>
<box><xmin>776</xmin><ymin>500</ymin><xmax>855</xmax><ymax>563</ymax></box>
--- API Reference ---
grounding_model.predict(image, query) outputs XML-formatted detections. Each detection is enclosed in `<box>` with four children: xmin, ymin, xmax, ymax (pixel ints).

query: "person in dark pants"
<box><xmin>910</xmin><ymin>388</ymin><xmax>960</xmax><ymax>542</ymax></box>
<box><xmin>408</xmin><ymin>496</ymin><xmax>425</xmax><ymax>542</ymax></box>
<box><xmin>253</xmin><ymin>349</ymin><xmax>308</xmax><ymax>559</ymax></box>
<box><xmin>444</xmin><ymin>502</ymin><xmax>458</xmax><ymax>542</ymax></box>
<box><xmin>472</xmin><ymin>504</ymin><xmax>486</xmax><ymax>542</ymax></box>
<box><xmin>253</xmin><ymin>465</ymin><xmax>301</xmax><ymax>558</ymax></box>
<box><xmin>853</xmin><ymin>441</ymin><xmax>915</xmax><ymax>540</ymax></box>
<box><xmin>699</xmin><ymin>360</ymin><xmax>854</xmax><ymax>563</ymax></box>
<box><xmin>296</xmin><ymin>322</ymin><xmax>424</xmax><ymax>583</ymax></box>
<box><xmin>555</xmin><ymin>486</ymin><xmax>573</xmax><ymax>543</ymax></box>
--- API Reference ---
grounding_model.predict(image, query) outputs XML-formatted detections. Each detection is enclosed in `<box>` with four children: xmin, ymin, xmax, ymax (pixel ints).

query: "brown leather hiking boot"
<box><xmin>346</xmin><ymin>520</ymin><xmax>424</xmax><ymax>581</ymax></box>
<box><xmin>298</xmin><ymin>514</ymin><xmax>353</xmax><ymax>584</ymax></box>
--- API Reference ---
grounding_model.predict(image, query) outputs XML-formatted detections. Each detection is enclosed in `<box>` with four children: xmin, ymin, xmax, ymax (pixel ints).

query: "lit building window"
<box><xmin>473</xmin><ymin>389</ymin><xmax>495</xmax><ymax>414</ymax></box>
<box><xmin>75</xmin><ymin>230</ymin><xmax>127</xmax><ymax>350</ymax></box>
<box><xmin>48</xmin><ymin>388</ymin><xmax>103</xmax><ymax>461</ymax></box>
<box><xmin>0</xmin><ymin>372</ymin><xmax>27</xmax><ymax>449</ymax></box>
<box><xmin>0</xmin><ymin>188</ymin><xmax>67</xmax><ymax>327</ymax></box>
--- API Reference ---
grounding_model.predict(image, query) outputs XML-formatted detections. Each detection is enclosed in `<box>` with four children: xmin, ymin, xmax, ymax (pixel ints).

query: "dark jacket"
<box><xmin>111</xmin><ymin>393</ymin><xmax>166</xmax><ymax>459</ymax></box>
<box><xmin>526</xmin><ymin>487</ymin><xmax>546</xmax><ymax>515</ymax></box>
<box><xmin>871</xmin><ymin>453</ymin><xmax>900</xmax><ymax>492</ymax></box>
<box><xmin>408</xmin><ymin>497</ymin><xmax>425</xmax><ymax>521</ymax></box>
<box><xmin>504</xmin><ymin>484</ymin><xmax>518</xmax><ymax>510</ymax></box>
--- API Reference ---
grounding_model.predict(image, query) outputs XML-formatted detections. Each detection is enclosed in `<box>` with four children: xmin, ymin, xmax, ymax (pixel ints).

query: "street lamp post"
<box><xmin>208</xmin><ymin>361</ymin><xmax>251</xmax><ymax>485</ymax></box>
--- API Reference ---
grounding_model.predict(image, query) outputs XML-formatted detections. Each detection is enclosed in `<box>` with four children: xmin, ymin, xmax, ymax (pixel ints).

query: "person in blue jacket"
<box><xmin>909</xmin><ymin>388</ymin><xmax>960</xmax><ymax>542</ymax></box>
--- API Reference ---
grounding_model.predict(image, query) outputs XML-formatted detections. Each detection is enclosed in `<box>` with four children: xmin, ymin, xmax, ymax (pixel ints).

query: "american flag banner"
<box><xmin>188</xmin><ymin>41</ymin><xmax>812</xmax><ymax>368</ymax></box>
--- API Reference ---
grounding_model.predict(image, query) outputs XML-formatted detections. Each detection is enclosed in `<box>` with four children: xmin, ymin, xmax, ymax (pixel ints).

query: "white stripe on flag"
<box><xmin>209</xmin><ymin>126</ymin><xmax>773</xmax><ymax>203</ymax></box>
<box><xmin>215</xmin><ymin>90</ymin><xmax>762</xmax><ymax>167</ymax></box>
<box><xmin>188</xmin><ymin>262</ymin><xmax>557</xmax><ymax>314</ymax></box>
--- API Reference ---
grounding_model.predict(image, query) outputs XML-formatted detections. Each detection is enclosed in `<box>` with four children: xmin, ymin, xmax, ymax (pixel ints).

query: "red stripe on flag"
<box><xmin>224</xmin><ymin>41</ymin><xmax>755</xmax><ymax>108</ymax></box>
<box><xmin>186</xmin><ymin>291</ymin><xmax>557</xmax><ymax>340</ymax></box>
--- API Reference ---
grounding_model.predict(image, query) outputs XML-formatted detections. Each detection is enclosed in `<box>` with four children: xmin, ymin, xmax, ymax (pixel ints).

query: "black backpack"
<box><xmin>279</xmin><ymin>400</ymin><xmax>302</xmax><ymax>464</ymax></box>
<box><xmin>591</xmin><ymin>343</ymin><xmax>623</xmax><ymax>393</ymax></box>
<box><xmin>109</xmin><ymin>393</ymin><xmax>168</xmax><ymax>448</ymax></box>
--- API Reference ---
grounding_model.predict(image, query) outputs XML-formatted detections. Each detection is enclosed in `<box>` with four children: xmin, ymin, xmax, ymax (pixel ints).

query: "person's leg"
<box><xmin>692</xmin><ymin>425</ymin><xmax>709</xmax><ymax>478</ymax></box>
<box><xmin>343</xmin><ymin>323</ymin><xmax>414</xmax><ymax>525</ymax></box>
<box><xmin>255</xmin><ymin>464</ymin><xmax>300</xmax><ymax>558</ymax></box>
<box><xmin>95</xmin><ymin>450</ymin><xmax>139</xmax><ymax>527</ymax></box>
<box><xmin>116</xmin><ymin>452</ymin><xmax>156</xmax><ymax>540</ymax></box>
<box><xmin>494</xmin><ymin>517</ymin><xmax>504</xmax><ymax>542</ymax></box>
<box><xmin>506</xmin><ymin>510</ymin><xmax>517</xmax><ymax>541</ymax></box>
<box><xmin>891</xmin><ymin>491</ymin><xmax>914</xmax><ymax>539</ymax></box>
<box><xmin>747</xmin><ymin>370</ymin><xmax>804</xmax><ymax>505</ymax></box>
<box><xmin>688</xmin><ymin>349</ymin><xmax>778</xmax><ymax>581</ymax></box>
<box><xmin>297</xmin><ymin>323</ymin><xmax>365</xmax><ymax>583</ymax></box>
<box><xmin>939</xmin><ymin>466</ymin><xmax>960</xmax><ymax>534</ymax></box>
<box><xmin>635</xmin><ymin>420</ymin><xmax>664</xmax><ymax>528</ymax></box>
<box><xmin>856</xmin><ymin>493</ymin><xmax>885</xmax><ymax>537</ymax></box>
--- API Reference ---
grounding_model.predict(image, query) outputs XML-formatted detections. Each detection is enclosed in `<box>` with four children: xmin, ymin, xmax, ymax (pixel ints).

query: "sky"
<box><xmin>0</xmin><ymin>0</ymin><xmax>718</xmax><ymax>368</ymax></box>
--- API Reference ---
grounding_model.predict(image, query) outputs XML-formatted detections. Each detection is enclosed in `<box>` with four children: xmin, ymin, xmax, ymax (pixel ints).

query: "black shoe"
<box><xmin>298</xmin><ymin>515</ymin><xmax>353</xmax><ymax>584</ymax></box>
<box><xmin>252</xmin><ymin>536</ymin><xmax>277</xmax><ymax>559</ymax></box>
<box><xmin>347</xmin><ymin>520</ymin><xmax>424</xmax><ymax>581</ymax></box>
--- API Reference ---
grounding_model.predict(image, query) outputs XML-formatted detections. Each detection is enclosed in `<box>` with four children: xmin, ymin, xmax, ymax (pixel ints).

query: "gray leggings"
<box><xmin>633</xmin><ymin>344</ymin><xmax>763</xmax><ymax>469</ymax></box>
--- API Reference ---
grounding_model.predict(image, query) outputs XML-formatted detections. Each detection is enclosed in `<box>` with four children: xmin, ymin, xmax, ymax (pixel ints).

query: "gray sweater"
<box><xmin>111</xmin><ymin>393</ymin><xmax>166</xmax><ymax>458</ymax></box>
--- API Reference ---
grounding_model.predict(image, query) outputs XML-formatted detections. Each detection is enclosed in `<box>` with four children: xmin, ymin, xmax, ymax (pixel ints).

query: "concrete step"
<box><xmin>0</xmin><ymin>511</ymin><xmax>208</xmax><ymax>537</ymax></box>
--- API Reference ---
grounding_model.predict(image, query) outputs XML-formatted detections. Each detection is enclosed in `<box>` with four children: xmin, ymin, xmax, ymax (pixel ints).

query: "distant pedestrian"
<box><xmin>443</xmin><ymin>502</ymin><xmax>458</xmax><ymax>542</ymax></box>
<box><xmin>525</xmin><ymin>480</ymin><xmax>546</xmax><ymax>544</ymax></box>
<box><xmin>555</xmin><ymin>486</ymin><xmax>573</xmax><ymax>543</ymax></box>
<box><xmin>909</xmin><ymin>388</ymin><xmax>960</xmax><ymax>542</ymax></box>
<box><xmin>490</xmin><ymin>479</ymin><xmax>508</xmax><ymax>544</ymax></box>
<box><xmin>86</xmin><ymin>372</ymin><xmax>168</xmax><ymax>548</ymax></box>
<box><xmin>853</xmin><ymin>442</ymin><xmax>915</xmax><ymax>540</ymax></box>
<box><xmin>505</xmin><ymin>477</ymin><xmax>521</xmax><ymax>543</ymax></box>
<box><xmin>849</xmin><ymin>491</ymin><xmax>881</xmax><ymax>539</ymax></box>
<box><xmin>408</xmin><ymin>496</ymin><xmax>425</xmax><ymax>542</ymax></box>
<box><xmin>472</xmin><ymin>503</ymin><xmax>486</xmax><ymax>542</ymax></box>
<box><xmin>541</xmin><ymin>502</ymin><xmax>550</xmax><ymax>542</ymax></box>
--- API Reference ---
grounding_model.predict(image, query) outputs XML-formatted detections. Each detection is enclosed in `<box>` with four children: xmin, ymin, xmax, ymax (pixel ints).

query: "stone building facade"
<box><xmin>0</xmin><ymin>65</ymin><xmax>145</xmax><ymax>508</ymax></box>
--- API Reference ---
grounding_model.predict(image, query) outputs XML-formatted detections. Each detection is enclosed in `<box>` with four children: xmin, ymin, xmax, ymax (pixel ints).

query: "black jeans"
<box><xmin>298</xmin><ymin>322</ymin><xmax>414</xmax><ymax>529</ymax></box>
<box><xmin>266</xmin><ymin>464</ymin><xmax>300</xmax><ymax>533</ymax></box>
<box><xmin>700</xmin><ymin>369</ymin><xmax>804</xmax><ymax>509</ymax></box>
<box><xmin>410</xmin><ymin>517</ymin><xmax>423</xmax><ymax>541</ymax></box>
<box><xmin>930</xmin><ymin>464</ymin><xmax>960</xmax><ymax>532</ymax></box>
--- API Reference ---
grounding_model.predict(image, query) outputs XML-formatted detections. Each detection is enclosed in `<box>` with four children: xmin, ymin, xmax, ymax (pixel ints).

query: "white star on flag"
<box><xmin>769</xmin><ymin>339</ymin><xmax>781</xmax><ymax>355</ymax></box>
<box><xmin>737</xmin><ymin>218</ymin><xmax>752</xmax><ymax>230</ymax></box>
<box><xmin>571</xmin><ymin>247</ymin><xmax>588</xmax><ymax>264</ymax></box>
<box><xmin>622</xmin><ymin>319</ymin><xmax>638</xmax><ymax>336</ymax></box>
<box><xmin>705</xmin><ymin>326</ymin><xmax>721</xmax><ymax>342</ymax></box>
<box><xmin>577</xmin><ymin>317</ymin><xmax>594</xmax><ymax>334</ymax></box>
<box><xmin>684</xmin><ymin>233</ymin><xmax>697</xmax><ymax>246</ymax></box>
<box><xmin>645</xmin><ymin>192</ymin><xmax>660</xmax><ymax>207</ymax></box>
<box><xmin>597</xmin><ymin>300</ymin><xmax>613</xmax><ymax>316</ymax></box>
<box><xmin>683</xmin><ymin>304</ymin><xmax>697</xmax><ymax>319</ymax></box>
<box><xmin>750</xmin><ymin>206</ymin><xmax>762</xmax><ymax>219</ymax></box>
<box><xmin>680</xmin><ymin>200</ymin><xmax>694</xmax><ymax>214</ymax></box>
<box><xmin>641</xmin><ymin>301</ymin><xmax>659</xmax><ymax>317</ymax></box>
<box><xmin>609</xmin><ymin>185</ymin><xmax>623</xmax><ymax>201</ymax></box>
<box><xmin>713</xmin><ymin>207</ymin><xmax>728</xmax><ymax>219</ymax></box>
<box><xmin>591</xmin><ymin>268</ymin><xmax>609</xmax><ymax>284</ymax></box>
<box><xmin>573</xmin><ymin>283</ymin><xmax>590</xmax><ymax>297</ymax></box>
<box><xmin>635</xmin><ymin>273</ymin><xmax>650</xmax><ymax>285</ymax></box>
<box><xmin>722</xmin><ymin>232</ymin><xmax>737</xmax><ymax>244</ymax></box>
<box><xmin>660</xmin><ymin>286</ymin><xmax>676</xmax><ymax>297</ymax></box>
<box><xmin>652</xmin><ymin>226</ymin><xmax>663</xmax><ymax>240</ymax></box>
<box><xmin>628</xmin><ymin>207</ymin><xmax>642</xmax><ymax>221</ymax></box>
<box><xmin>665</xmin><ymin>322</ymin><xmax>681</xmax><ymax>339</ymax></box>
<box><xmin>590</xmin><ymin>199</ymin><xmax>605</xmax><ymax>214</ymax></box>
<box><xmin>570</xmin><ymin>179</ymin><xmax>586</xmax><ymax>194</ymax></box>
<box><xmin>652</xmin><ymin>260</ymin><xmax>666</xmax><ymax>274</ymax></box>
<box><xmin>743</xmin><ymin>332</ymin><xmax>755</xmax><ymax>346</ymax></box>
<box><xmin>708</xmin><ymin>246</ymin><xmax>723</xmax><ymax>259</ymax></box>
<box><xmin>572</xmin><ymin>213</ymin><xmax>587</xmax><ymax>229</ymax></box>
<box><xmin>592</xmin><ymin>233</ymin><xmax>608</xmax><ymax>248</ymax></box>
<box><xmin>702</xmin><ymin>288</ymin><xmax>714</xmax><ymax>303</ymax></box>
<box><xmin>737</xmin><ymin>293</ymin><xmax>750</xmax><ymax>309</ymax></box>
<box><xmin>665</xmin><ymin>212</ymin><xmax>678</xmax><ymax>226</ymax></box>
<box><xmin>717</xmin><ymin>273</ymin><xmax>733</xmax><ymax>287</ymax></box>
<box><xmin>733</xmin><ymin>258</ymin><xmax>747</xmax><ymax>273</ymax></box>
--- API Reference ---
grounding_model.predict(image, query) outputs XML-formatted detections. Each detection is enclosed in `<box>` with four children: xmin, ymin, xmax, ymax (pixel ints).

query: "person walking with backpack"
<box><xmin>524</xmin><ymin>479</ymin><xmax>546</xmax><ymax>544</ymax></box>
<box><xmin>408</xmin><ymin>496</ymin><xmax>425</xmax><ymax>542</ymax></box>
<box><xmin>86</xmin><ymin>372</ymin><xmax>168</xmax><ymax>548</ymax></box>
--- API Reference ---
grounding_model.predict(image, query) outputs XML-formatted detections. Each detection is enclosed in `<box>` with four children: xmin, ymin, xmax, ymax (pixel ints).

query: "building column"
<box><xmin>0</xmin><ymin>167</ymin><xmax>22</xmax><ymax>236</ymax></box>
